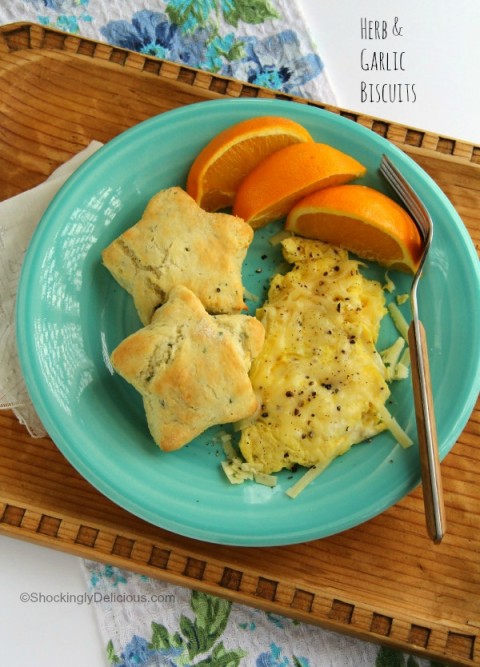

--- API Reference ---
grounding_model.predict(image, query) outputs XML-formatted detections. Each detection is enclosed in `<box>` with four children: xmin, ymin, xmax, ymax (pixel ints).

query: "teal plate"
<box><xmin>16</xmin><ymin>99</ymin><xmax>480</xmax><ymax>546</ymax></box>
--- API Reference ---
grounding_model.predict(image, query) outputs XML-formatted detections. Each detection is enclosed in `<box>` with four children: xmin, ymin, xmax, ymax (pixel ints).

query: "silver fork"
<box><xmin>379</xmin><ymin>153</ymin><xmax>446</xmax><ymax>544</ymax></box>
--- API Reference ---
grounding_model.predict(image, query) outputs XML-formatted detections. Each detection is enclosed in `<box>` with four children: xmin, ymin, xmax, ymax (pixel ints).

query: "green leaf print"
<box><xmin>139</xmin><ymin>590</ymin><xmax>245</xmax><ymax>664</ymax></box>
<box><xmin>106</xmin><ymin>639</ymin><xmax>121</xmax><ymax>664</ymax></box>
<box><xmin>376</xmin><ymin>647</ymin><xmax>407</xmax><ymax>667</ymax></box>
<box><xmin>223</xmin><ymin>0</ymin><xmax>280</xmax><ymax>27</ymax></box>
<box><xmin>376</xmin><ymin>647</ymin><xmax>449</xmax><ymax>667</ymax></box>
<box><xmin>180</xmin><ymin>612</ymin><xmax>204</xmax><ymax>657</ymax></box>
<box><xmin>180</xmin><ymin>594</ymin><xmax>229</xmax><ymax>657</ymax></box>
<box><xmin>195</xmin><ymin>640</ymin><xmax>246</xmax><ymax>666</ymax></box>
<box><xmin>191</xmin><ymin>590</ymin><xmax>232</xmax><ymax>637</ymax></box>
<box><xmin>149</xmin><ymin>621</ymin><xmax>185</xmax><ymax>651</ymax></box>
<box><xmin>166</xmin><ymin>0</ymin><xmax>215</xmax><ymax>30</ymax></box>
<box><xmin>166</xmin><ymin>0</ymin><xmax>279</xmax><ymax>33</ymax></box>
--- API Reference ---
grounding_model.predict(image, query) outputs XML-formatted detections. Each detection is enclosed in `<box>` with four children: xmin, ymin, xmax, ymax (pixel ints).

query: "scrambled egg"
<box><xmin>239</xmin><ymin>236</ymin><xmax>390</xmax><ymax>474</ymax></box>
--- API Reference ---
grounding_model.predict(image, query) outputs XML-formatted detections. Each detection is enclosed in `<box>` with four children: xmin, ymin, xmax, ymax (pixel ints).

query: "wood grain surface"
<box><xmin>1</xmin><ymin>23</ymin><xmax>479</xmax><ymax>667</ymax></box>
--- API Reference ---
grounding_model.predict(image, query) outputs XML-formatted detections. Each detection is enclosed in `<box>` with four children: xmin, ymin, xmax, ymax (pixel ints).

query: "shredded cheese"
<box><xmin>268</xmin><ymin>229</ymin><xmax>292</xmax><ymax>246</ymax></box>
<box><xmin>219</xmin><ymin>431</ymin><xmax>277</xmax><ymax>488</ymax></box>
<box><xmin>388</xmin><ymin>302</ymin><xmax>410</xmax><ymax>340</ymax></box>
<box><xmin>396</xmin><ymin>293</ymin><xmax>409</xmax><ymax>305</ymax></box>
<box><xmin>286</xmin><ymin>462</ymin><xmax>329</xmax><ymax>499</ymax></box>
<box><xmin>244</xmin><ymin>288</ymin><xmax>260</xmax><ymax>303</ymax></box>
<box><xmin>381</xmin><ymin>337</ymin><xmax>406</xmax><ymax>381</ymax></box>
<box><xmin>376</xmin><ymin>403</ymin><xmax>413</xmax><ymax>448</ymax></box>
<box><xmin>383</xmin><ymin>271</ymin><xmax>396</xmax><ymax>293</ymax></box>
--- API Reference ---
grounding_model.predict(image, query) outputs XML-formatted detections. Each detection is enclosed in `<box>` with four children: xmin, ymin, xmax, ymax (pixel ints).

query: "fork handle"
<box><xmin>408</xmin><ymin>319</ymin><xmax>446</xmax><ymax>543</ymax></box>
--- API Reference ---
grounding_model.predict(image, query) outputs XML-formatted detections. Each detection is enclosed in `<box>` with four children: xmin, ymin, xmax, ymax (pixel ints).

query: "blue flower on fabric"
<box><xmin>26</xmin><ymin>0</ymin><xmax>92</xmax><ymax>34</ymax></box>
<box><xmin>100</xmin><ymin>10</ymin><xmax>323</xmax><ymax>96</ymax></box>
<box><xmin>266</xmin><ymin>612</ymin><xmax>289</xmax><ymax>629</ymax></box>
<box><xmin>25</xmin><ymin>0</ymin><xmax>89</xmax><ymax>9</ymax></box>
<box><xmin>256</xmin><ymin>643</ymin><xmax>290</xmax><ymax>667</ymax></box>
<box><xmin>229</xmin><ymin>30</ymin><xmax>323</xmax><ymax>95</ymax></box>
<box><xmin>89</xmin><ymin>564</ymin><xmax>127</xmax><ymax>589</ymax></box>
<box><xmin>101</xmin><ymin>9</ymin><xmax>213</xmax><ymax>68</ymax></box>
<box><xmin>203</xmin><ymin>33</ymin><xmax>237</xmax><ymax>71</ymax></box>
<box><xmin>101</xmin><ymin>10</ymin><xmax>179</xmax><ymax>59</ymax></box>
<box><xmin>118</xmin><ymin>635</ymin><xmax>182</xmax><ymax>667</ymax></box>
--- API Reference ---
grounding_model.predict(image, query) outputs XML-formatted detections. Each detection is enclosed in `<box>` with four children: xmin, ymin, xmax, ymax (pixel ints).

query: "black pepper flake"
<box><xmin>321</xmin><ymin>383</ymin><xmax>332</xmax><ymax>390</ymax></box>
<box><xmin>261</xmin><ymin>254</ymin><xmax>267</xmax><ymax>260</ymax></box>
<box><xmin>336</xmin><ymin>303</ymin><xmax>341</xmax><ymax>312</ymax></box>
<box><xmin>261</xmin><ymin>412</ymin><xmax>269</xmax><ymax>418</ymax></box>
<box><xmin>216</xmin><ymin>287</ymin><xmax>221</xmax><ymax>292</ymax></box>
<box><xmin>285</xmin><ymin>390</ymin><xmax>294</xmax><ymax>397</ymax></box>
<box><xmin>255</xmin><ymin>268</ymin><xmax>262</xmax><ymax>273</ymax></box>
<box><xmin>334</xmin><ymin>265</ymin><xmax>340</xmax><ymax>272</ymax></box>
<box><xmin>294</xmin><ymin>408</ymin><xmax>300</xmax><ymax>416</ymax></box>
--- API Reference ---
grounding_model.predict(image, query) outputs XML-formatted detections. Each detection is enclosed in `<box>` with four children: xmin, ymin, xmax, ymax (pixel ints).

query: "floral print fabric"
<box><xmin>83</xmin><ymin>561</ymin><xmax>446</xmax><ymax>667</ymax></box>
<box><xmin>0</xmin><ymin>0</ymin><xmax>336</xmax><ymax>102</ymax></box>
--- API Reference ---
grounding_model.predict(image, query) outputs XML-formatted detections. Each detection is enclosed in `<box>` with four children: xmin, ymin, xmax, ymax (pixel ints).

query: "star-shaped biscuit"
<box><xmin>102</xmin><ymin>187</ymin><xmax>253</xmax><ymax>325</ymax></box>
<box><xmin>110</xmin><ymin>285</ymin><xmax>265</xmax><ymax>451</ymax></box>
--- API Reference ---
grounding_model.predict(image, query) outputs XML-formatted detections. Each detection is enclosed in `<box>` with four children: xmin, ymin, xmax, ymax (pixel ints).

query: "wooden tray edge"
<box><xmin>1</xmin><ymin>21</ymin><xmax>478</xmax><ymax>666</ymax></box>
<box><xmin>1</xmin><ymin>21</ymin><xmax>479</xmax><ymax>166</ymax></box>
<box><xmin>1</xmin><ymin>500</ymin><xmax>476</xmax><ymax>667</ymax></box>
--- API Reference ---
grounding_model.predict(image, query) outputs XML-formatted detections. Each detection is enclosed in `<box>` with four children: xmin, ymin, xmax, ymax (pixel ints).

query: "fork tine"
<box><xmin>379</xmin><ymin>155</ymin><xmax>430</xmax><ymax>243</ymax></box>
<box><xmin>380</xmin><ymin>160</ymin><xmax>425</xmax><ymax>227</ymax></box>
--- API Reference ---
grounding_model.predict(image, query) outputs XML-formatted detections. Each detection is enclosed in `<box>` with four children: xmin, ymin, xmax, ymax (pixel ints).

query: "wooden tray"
<box><xmin>1</xmin><ymin>22</ymin><xmax>479</xmax><ymax>666</ymax></box>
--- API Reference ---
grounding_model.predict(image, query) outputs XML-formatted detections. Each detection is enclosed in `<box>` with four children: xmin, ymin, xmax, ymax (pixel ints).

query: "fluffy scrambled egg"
<box><xmin>239</xmin><ymin>236</ymin><xmax>390</xmax><ymax>474</ymax></box>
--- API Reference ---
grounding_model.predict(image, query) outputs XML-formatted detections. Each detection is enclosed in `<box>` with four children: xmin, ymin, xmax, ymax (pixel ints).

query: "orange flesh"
<box><xmin>294</xmin><ymin>212</ymin><xmax>404</xmax><ymax>259</ymax></box>
<box><xmin>285</xmin><ymin>185</ymin><xmax>423</xmax><ymax>272</ymax></box>
<box><xmin>186</xmin><ymin>116</ymin><xmax>313</xmax><ymax>212</ymax></box>
<box><xmin>197</xmin><ymin>133</ymin><xmax>308</xmax><ymax>211</ymax></box>
<box><xmin>244</xmin><ymin>174</ymin><xmax>360</xmax><ymax>228</ymax></box>
<box><xmin>233</xmin><ymin>144</ymin><xmax>366</xmax><ymax>228</ymax></box>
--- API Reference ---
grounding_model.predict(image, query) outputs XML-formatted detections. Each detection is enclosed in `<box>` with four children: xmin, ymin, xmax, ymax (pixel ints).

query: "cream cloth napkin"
<box><xmin>0</xmin><ymin>141</ymin><xmax>103</xmax><ymax>437</ymax></box>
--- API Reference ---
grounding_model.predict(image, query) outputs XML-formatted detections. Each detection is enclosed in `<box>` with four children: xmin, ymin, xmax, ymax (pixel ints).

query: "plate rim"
<box><xmin>16</xmin><ymin>98</ymin><xmax>480</xmax><ymax>546</ymax></box>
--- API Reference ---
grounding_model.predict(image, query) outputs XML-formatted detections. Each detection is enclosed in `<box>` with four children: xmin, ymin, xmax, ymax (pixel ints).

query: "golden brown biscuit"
<box><xmin>102</xmin><ymin>187</ymin><xmax>253</xmax><ymax>325</ymax></box>
<box><xmin>110</xmin><ymin>285</ymin><xmax>265</xmax><ymax>451</ymax></box>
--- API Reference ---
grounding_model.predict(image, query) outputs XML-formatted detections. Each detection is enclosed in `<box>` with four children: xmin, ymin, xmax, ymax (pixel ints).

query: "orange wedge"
<box><xmin>233</xmin><ymin>142</ymin><xmax>366</xmax><ymax>228</ymax></box>
<box><xmin>186</xmin><ymin>116</ymin><xmax>313</xmax><ymax>212</ymax></box>
<box><xmin>285</xmin><ymin>184</ymin><xmax>423</xmax><ymax>272</ymax></box>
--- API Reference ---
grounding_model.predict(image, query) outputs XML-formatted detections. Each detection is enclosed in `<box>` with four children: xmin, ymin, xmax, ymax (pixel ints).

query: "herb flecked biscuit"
<box><xmin>110</xmin><ymin>285</ymin><xmax>265</xmax><ymax>451</ymax></box>
<box><xmin>102</xmin><ymin>187</ymin><xmax>253</xmax><ymax>325</ymax></box>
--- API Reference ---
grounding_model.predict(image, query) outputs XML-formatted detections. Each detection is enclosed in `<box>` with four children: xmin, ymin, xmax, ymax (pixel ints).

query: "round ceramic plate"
<box><xmin>17</xmin><ymin>99</ymin><xmax>480</xmax><ymax>546</ymax></box>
